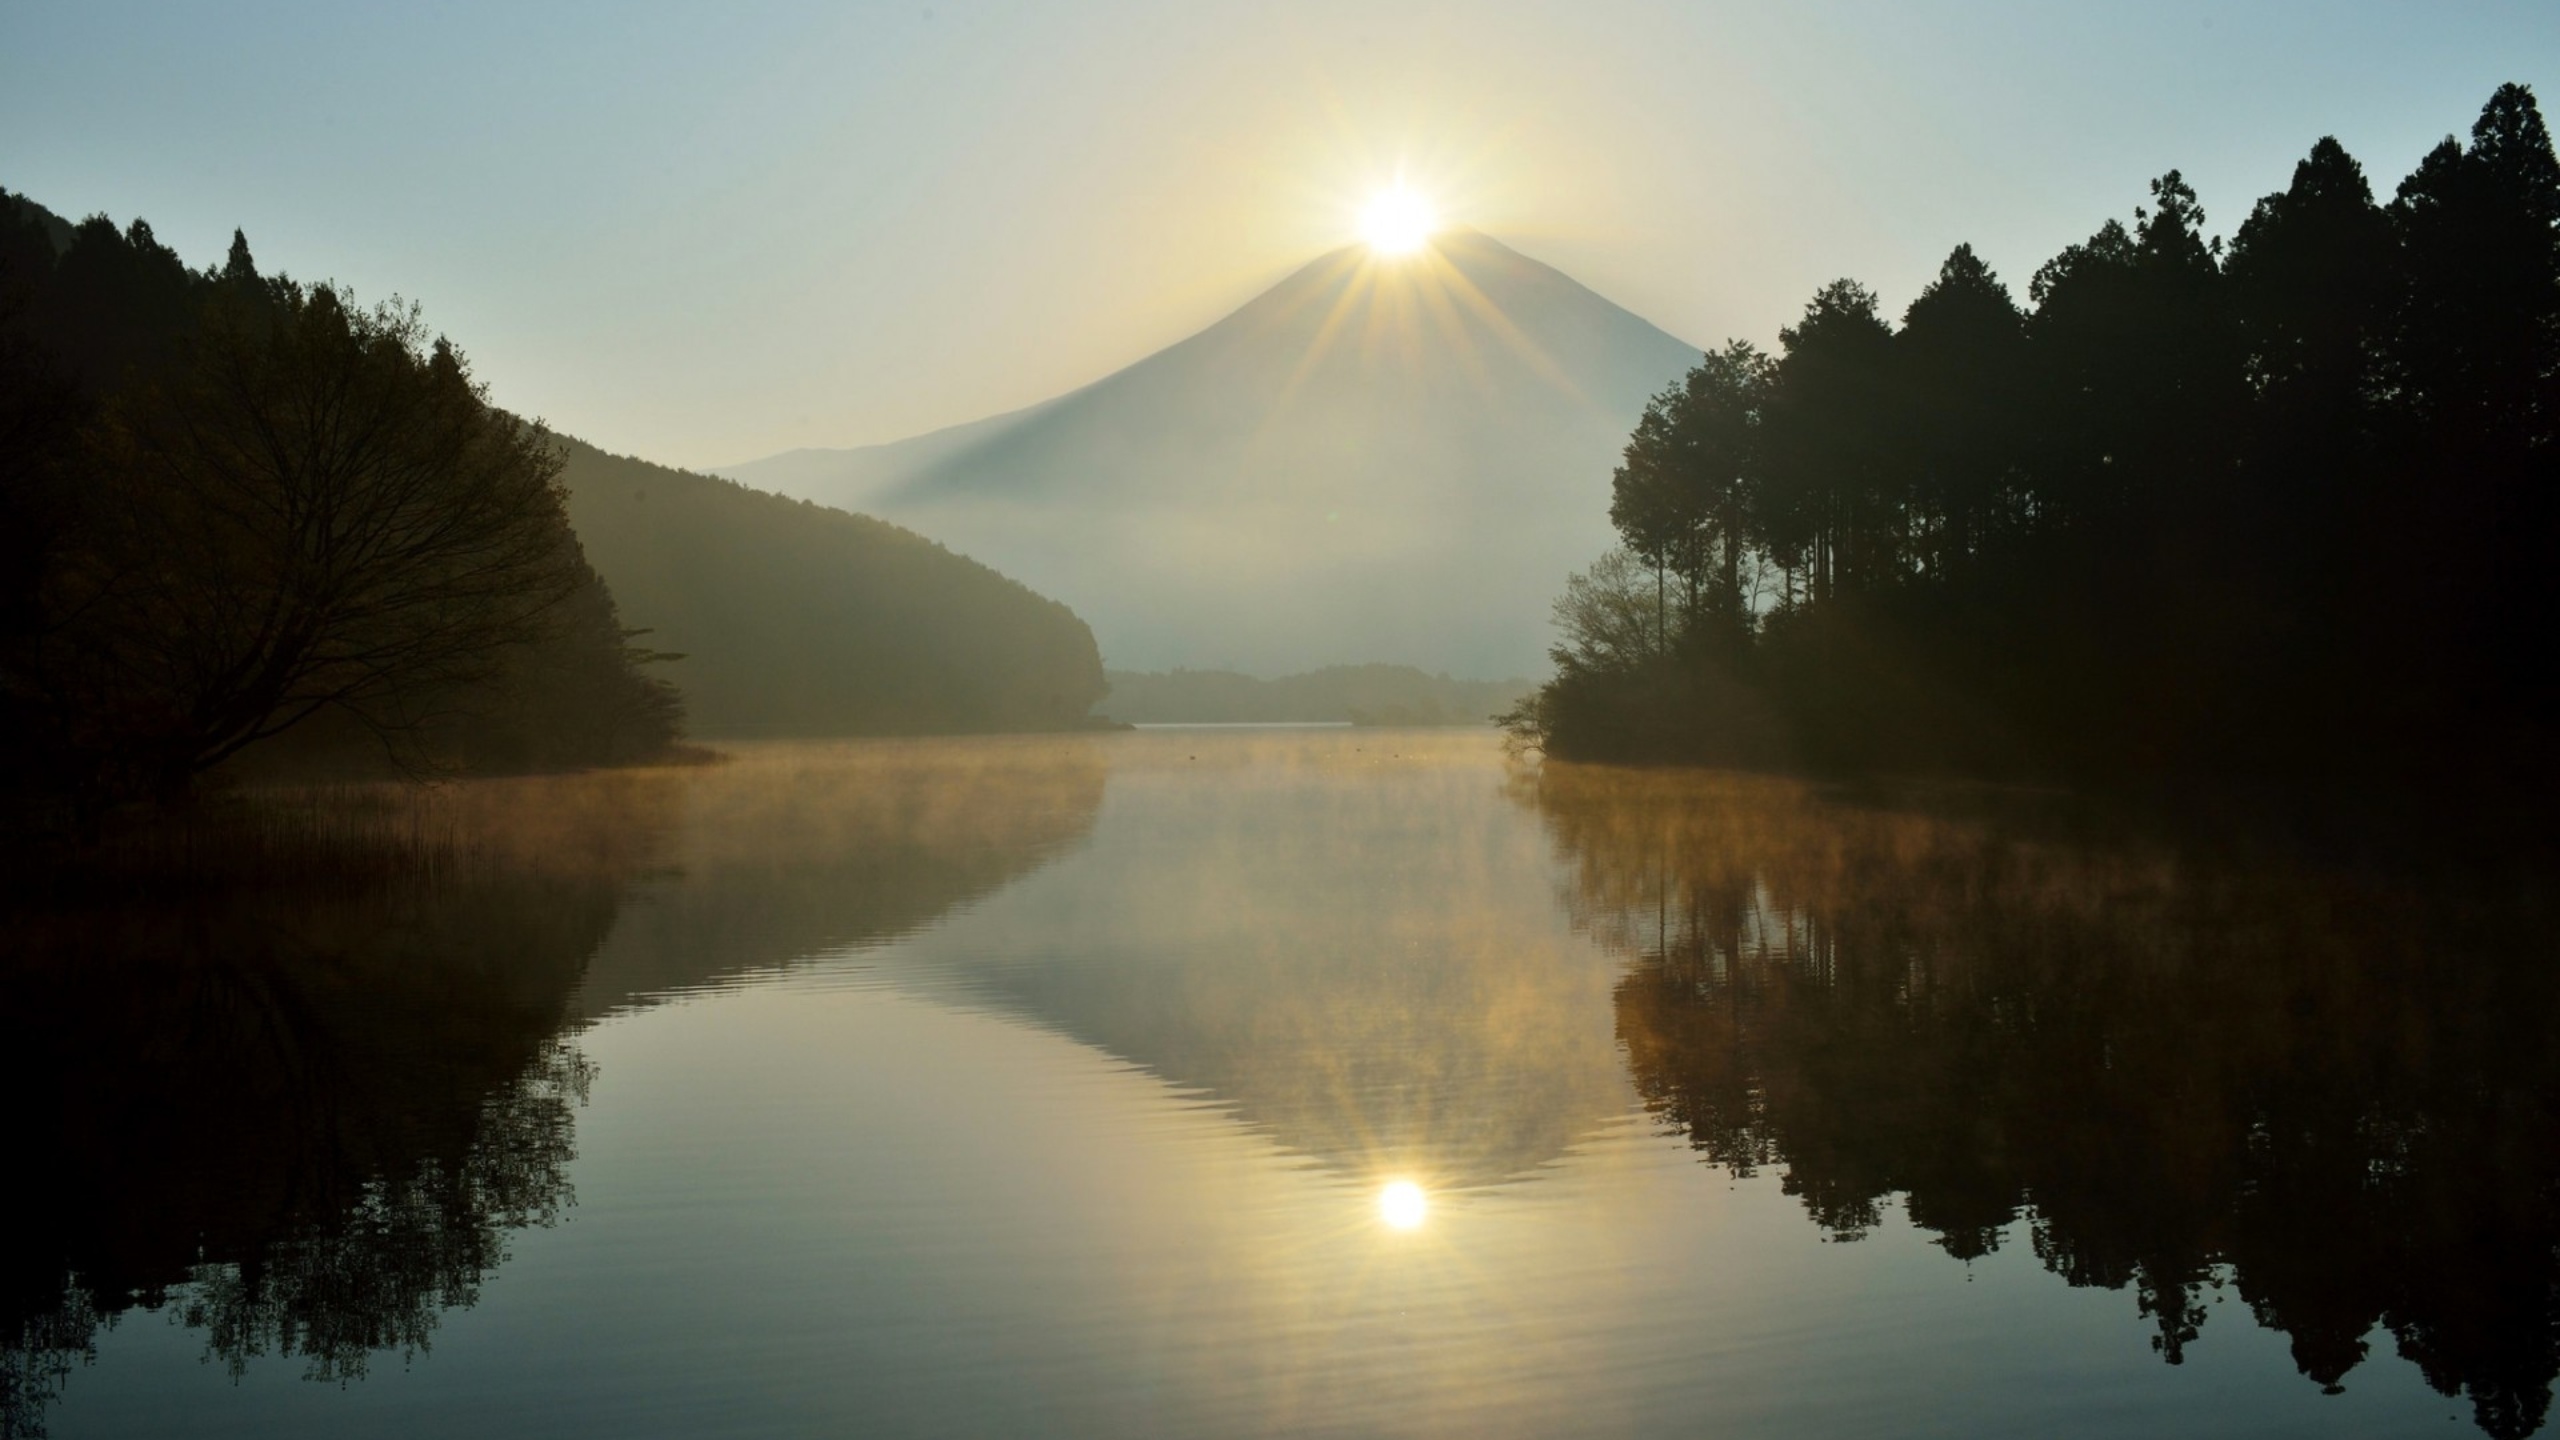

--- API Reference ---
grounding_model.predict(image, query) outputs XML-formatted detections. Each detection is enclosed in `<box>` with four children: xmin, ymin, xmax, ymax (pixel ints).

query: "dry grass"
<box><xmin>12</xmin><ymin>760</ymin><xmax>702</xmax><ymax>903</ymax></box>
<box><xmin>16</xmin><ymin>788</ymin><xmax>473</xmax><ymax>901</ymax></box>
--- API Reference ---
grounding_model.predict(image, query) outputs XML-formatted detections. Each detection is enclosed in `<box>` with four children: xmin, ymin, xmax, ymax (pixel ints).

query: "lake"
<box><xmin>6</xmin><ymin>728</ymin><xmax>2553</xmax><ymax>1438</ymax></box>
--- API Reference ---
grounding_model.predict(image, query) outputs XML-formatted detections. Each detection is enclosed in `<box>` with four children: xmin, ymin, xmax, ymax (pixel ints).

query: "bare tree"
<box><xmin>38</xmin><ymin>284</ymin><xmax>579</xmax><ymax>800</ymax></box>
<box><xmin>1548</xmin><ymin>548</ymin><xmax>1662</xmax><ymax>673</ymax></box>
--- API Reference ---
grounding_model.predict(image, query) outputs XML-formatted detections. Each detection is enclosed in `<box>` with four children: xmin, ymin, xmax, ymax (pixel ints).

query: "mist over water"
<box><xmin>7</xmin><ymin>730</ymin><xmax>2549</xmax><ymax>1438</ymax></box>
<box><xmin>8</xmin><ymin>15</ymin><xmax>2557</xmax><ymax>1440</ymax></box>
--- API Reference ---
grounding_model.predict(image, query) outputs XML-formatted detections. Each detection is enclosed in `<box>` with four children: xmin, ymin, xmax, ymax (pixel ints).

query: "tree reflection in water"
<box><xmin>1516</xmin><ymin>763</ymin><xmax>2560</xmax><ymax>1439</ymax></box>
<box><xmin>0</xmin><ymin>777</ymin><xmax>655</xmax><ymax>1437</ymax></box>
<box><xmin>0</xmin><ymin>742</ymin><xmax>1114</xmax><ymax>1437</ymax></box>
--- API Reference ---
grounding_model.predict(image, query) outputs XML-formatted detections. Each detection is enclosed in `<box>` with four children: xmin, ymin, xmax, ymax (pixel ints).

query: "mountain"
<box><xmin>556</xmin><ymin>441</ymin><xmax>1106</xmax><ymax>736</ymax></box>
<box><xmin>719</xmin><ymin>231</ymin><xmax>1700</xmax><ymax>678</ymax></box>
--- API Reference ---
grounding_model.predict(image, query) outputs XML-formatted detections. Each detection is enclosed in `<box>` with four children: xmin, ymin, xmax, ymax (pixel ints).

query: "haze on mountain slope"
<box><xmin>720</xmin><ymin>231</ymin><xmax>1700</xmax><ymax>679</ymax></box>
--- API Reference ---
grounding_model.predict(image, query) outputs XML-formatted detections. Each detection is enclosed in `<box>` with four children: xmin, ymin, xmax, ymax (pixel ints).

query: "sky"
<box><xmin>4</xmin><ymin>1</ymin><xmax>2554</xmax><ymax>470</ymax></box>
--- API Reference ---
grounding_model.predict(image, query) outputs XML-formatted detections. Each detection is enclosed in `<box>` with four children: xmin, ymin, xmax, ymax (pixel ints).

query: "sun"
<box><xmin>1359</xmin><ymin>185</ymin><xmax>1437</xmax><ymax>256</ymax></box>
<box><xmin>1378</xmin><ymin>1179</ymin><xmax>1429</xmax><ymax>1229</ymax></box>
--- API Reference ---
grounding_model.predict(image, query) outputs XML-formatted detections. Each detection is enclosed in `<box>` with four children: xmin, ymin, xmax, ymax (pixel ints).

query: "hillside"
<box><xmin>556</xmin><ymin>442</ymin><xmax>1105</xmax><ymax>737</ymax></box>
<box><xmin>720</xmin><ymin>230</ymin><xmax>1699</xmax><ymax>677</ymax></box>
<box><xmin>0</xmin><ymin>191</ymin><xmax>682</xmax><ymax>786</ymax></box>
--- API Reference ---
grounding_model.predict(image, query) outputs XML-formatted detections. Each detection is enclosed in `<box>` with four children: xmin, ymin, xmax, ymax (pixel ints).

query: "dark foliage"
<box><xmin>0</xmin><ymin>192</ymin><xmax>681</xmax><ymax>811</ymax></box>
<box><xmin>1518</xmin><ymin>85</ymin><xmax>2560</xmax><ymax>799</ymax></box>
<box><xmin>1520</xmin><ymin>763</ymin><xmax>2560</xmax><ymax>1437</ymax></box>
<box><xmin>0</xmin><ymin>743</ymin><xmax>1111</xmax><ymax>1433</ymax></box>
<box><xmin>0</xmin><ymin>801</ymin><xmax>645</xmax><ymax>1436</ymax></box>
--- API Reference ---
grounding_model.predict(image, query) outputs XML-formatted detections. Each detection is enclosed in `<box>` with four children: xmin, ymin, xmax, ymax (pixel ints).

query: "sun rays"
<box><xmin>1245</xmin><ymin>229</ymin><xmax>1588</xmax><ymax>445</ymax></box>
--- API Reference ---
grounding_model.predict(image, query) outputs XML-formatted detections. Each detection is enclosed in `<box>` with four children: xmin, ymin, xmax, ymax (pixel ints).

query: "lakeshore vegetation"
<box><xmin>0</xmin><ymin>190</ymin><xmax>1108</xmax><ymax>829</ymax></box>
<box><xmin>1511</xmin><ymin>85</ymin><xmax>2560</xmax><ymax>801</ymax></box>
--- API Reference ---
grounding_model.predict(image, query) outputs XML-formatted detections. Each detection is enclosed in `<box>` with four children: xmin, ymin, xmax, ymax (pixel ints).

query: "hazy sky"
<box><xmin>4</xmin><ymin>2</ymin><xmax>2553</xmax><ymax>469</ymax></box>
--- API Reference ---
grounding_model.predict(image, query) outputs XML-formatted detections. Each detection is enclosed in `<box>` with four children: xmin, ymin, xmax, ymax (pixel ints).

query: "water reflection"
<box><xmin>20</xmin><ymin>733</ymin><xmax>2549</xmax><ymax>1437</ymax></box>
<box><xmin>570</xmin><ymin>737</ymin><xmax>1109</xmax><ymax>1017</ymax></box>
<box><xmin>1516</xmin><ymin>762</ymin><xmax>2560</xmax><ymax>1438</ymax></box>
<box><xmin>0</xmin><ymin>741</ymin><xmax>1109</xmax><ymax>1435</ymax></box>
<box><xmin>0</xmin><ymin>773</ymin><xmax>658</xmax><ymax>1437</ymax></box>
<box><xmin>872</xmin><ymin>731</ymin><xmax>1637</xmax><ymax>1191</ymax></box>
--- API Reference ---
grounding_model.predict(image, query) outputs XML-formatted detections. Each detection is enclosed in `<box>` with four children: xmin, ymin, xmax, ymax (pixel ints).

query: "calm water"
<box><xmin>6</xmin><ymin>730</ymin><xmax>2554</xmax><ymax>1438</ymax></box>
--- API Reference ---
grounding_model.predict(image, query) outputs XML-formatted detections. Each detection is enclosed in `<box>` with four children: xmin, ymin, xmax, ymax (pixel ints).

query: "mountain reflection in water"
<box><xmin>567</xmin><ymin>737</ymin><xmax>1110</xmax><ymax>1018</ymax></box>
<box><xmin>11</xmin><ymin>733</ymin><xmax>2558</xmax><ymax>1438</ymax></box>
<box><xmin>865</xmin><ymin>731</ymin><xmax>1636</xmax><ymax>1193</ymax></box>
<box><xmin>1517</xmin><ymin>762</ymin><xmax>2560</xmax><ymax>1438</ymax></box>
<box><xmin>0</xmin><ymin>740</ymin><xmax>1107</xmax><ymax>1436</ymax></box>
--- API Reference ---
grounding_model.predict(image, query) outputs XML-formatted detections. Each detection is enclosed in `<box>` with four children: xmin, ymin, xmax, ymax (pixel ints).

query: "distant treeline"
<box><xmin>0</xmin><ymin>192</ymin><xmax>680</xmax><ymax>809</ymax></box>
<box><xmin>1098</xmin><ymin>664</ymin><xmax>1530</xmax><ymax>725</ymax></box>
<box><xmin>1512</xmin><ymin>85</ymin><xmax>2560</xmax><ymax>796</ymax></box>
<box><xmin>559</xmin><ymin>443</ymin><xmax>1105</xmax><ymax>738</ymax></box>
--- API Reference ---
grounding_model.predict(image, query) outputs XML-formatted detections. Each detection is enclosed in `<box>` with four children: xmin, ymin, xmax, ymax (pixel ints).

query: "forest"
<box><xmin>0</xmin><ymin>193</ymin><xmax>682</xmax><ymax>817</ymax></box>
<box><xmin>0</xmin><ymin>189</ymin><xmax>1108</xmax><ymax>828</ymax></box>
<box><xmin>1510</xmin><ymin>84</ymin><xmax>2560</xmax><ymax>800</ymax></box>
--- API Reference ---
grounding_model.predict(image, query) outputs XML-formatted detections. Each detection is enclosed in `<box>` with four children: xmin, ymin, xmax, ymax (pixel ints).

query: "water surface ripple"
<box><xmin>6</xmin><ymin>730</ymin><xmax>2551</xmax><ymax>1437</ymax></box>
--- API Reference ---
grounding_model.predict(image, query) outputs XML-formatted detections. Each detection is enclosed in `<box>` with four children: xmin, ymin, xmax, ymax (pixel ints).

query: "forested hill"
<box><xmin>1</xmin><ymin>191</ymin><xmax>684</xmax><ymax>795</ymax></box>
<box><xmin>2</xmin><ymin>185</ymin><xmax>1106</xmax><ymax>789</ymax></box>
<box><xmin>556</xmin><ymin>443</ymin><xmax>1104</xmax><ymax>737</ymax></box>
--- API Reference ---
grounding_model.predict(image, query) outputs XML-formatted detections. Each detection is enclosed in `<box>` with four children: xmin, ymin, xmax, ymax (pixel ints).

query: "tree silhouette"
<box><xmin>0</xmin><ymin>196</ymin><xmax>681</xmax><ymax>808</ymax></box>
<box><xmin>1610</xmin><ymin>341</ymin><xmax>1773</xmax><ymax>651</ymax></box>
<box><xmin>1518</xmin><ymin>84</ymin><xmax>2560</xmax><ymax>803</ymax></box>
<box><xmin>55</xmin><ymin>285</ymin><xmax>580</xmax><ymax>799</ymax></box>
<box><xmin>1894</xmin><ymin>244</ymin><xmax>2025</xmax><ymax>584</ymax></box>
<box><xmin>1761</xmin><ymin>279</ymin><xmax>1896</xmax><ymax>603</ymax></box>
